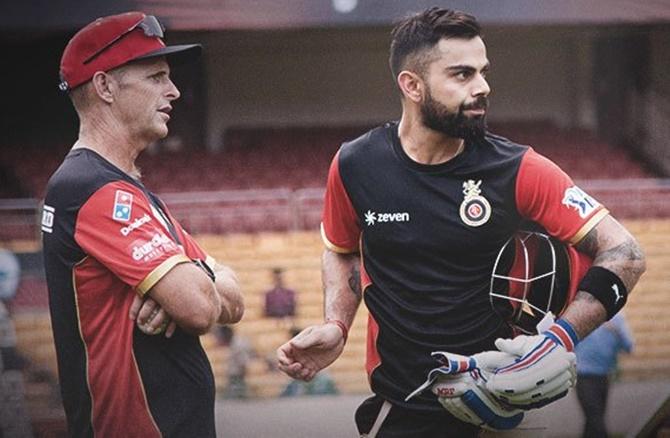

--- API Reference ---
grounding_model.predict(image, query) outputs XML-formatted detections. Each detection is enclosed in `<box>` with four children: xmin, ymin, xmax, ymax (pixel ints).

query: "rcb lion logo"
<box><xmin>459</xmin><ymin>180</ymin><xmax>491</xmax><ymax>227</ymax></box>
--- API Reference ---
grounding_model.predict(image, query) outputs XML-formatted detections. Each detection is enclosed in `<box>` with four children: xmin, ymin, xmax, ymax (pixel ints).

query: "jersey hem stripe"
<box><xmin>72</xmin><ymin>257</ymin><xmax>96</xmax><ymax>433</ymax></box>
<box><xmin>136</xmin><ymin>254</ymin><xmax>192</xmax><ymax>295</ymax></box>
<box><xmin>569</xmin><ymin>208</ymin><xmax>609</xmax><ymax>245</ymax></box>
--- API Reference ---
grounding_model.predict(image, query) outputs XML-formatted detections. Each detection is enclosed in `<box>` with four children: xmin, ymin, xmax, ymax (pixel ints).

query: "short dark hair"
<box><xmin>389</xmin><ymin>7</ymin><xmax>481</xmax><ymax>86</ymax></box>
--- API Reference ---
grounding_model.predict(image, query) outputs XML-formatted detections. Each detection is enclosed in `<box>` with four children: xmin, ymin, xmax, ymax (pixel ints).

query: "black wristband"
<box><xmin>577</xmin><ymin>266</ymin><xmax>627</xmax><ymax>320</ymax></box>
<box><xmin>193</xmin><ymin>259</ymin><xmax>216</xmax><ymax>282</ymax></box>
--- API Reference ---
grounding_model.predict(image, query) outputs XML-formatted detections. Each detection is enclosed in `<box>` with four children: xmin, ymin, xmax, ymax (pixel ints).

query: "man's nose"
<box><xmin>472</xmin><ymin>74</ymin><xmax>490</xmax><ymax>97</ymax></box>
<box><xmin>166</xmin><ymin>78</ymin><xmax>181</xmax><ymax>100</ymax></box>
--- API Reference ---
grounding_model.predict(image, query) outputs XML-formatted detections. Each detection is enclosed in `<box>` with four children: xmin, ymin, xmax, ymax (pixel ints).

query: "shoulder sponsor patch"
<box><xmin>120</xmin><ymin>213</ymin><xmax>152</xmax><ymax>236</ymax></box>
<box><xmin>41</xmin><ymin>204</ymin><xmax>55</xmax><ymax>233</ymax></box>
<box><xmin>113</xmin><ymin>190</ymin><xmax>133</xmax><ymax>222</ymax></box>
<box><xmin>561</xmin><ymin>186</ymin><xmax>599</xmax><ymax>218</ymax></box>
<box><xmin>130</xmin><ymin>233</ymin><xmax>178</xmax><ymax>262</ymax></box>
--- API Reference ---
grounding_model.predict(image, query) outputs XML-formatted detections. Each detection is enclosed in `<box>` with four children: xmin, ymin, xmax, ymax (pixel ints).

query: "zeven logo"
<box><xmin>41</xmin><ymin>205</ymin><xmax>55</xmax><ymax>234</ymax></box>
<box><xmin>562</xmin><ymin>186</ymin><xmax>599</xmax><ymax>219</ymax></box>
<box><xmin>364</xmin><ymin>209</ymin><xmax>410</xmax><ymax>226</ymax></box>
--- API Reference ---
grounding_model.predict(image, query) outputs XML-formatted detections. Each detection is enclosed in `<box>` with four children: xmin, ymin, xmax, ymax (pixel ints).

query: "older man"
<box><xmin>42</xmin><ymin>12</ymin><xmax>244</xmax><ymax>437</ymax></box>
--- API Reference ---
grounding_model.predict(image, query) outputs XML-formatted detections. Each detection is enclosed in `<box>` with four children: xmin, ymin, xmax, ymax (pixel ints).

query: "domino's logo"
<box><xmin>113</xmin><ymin>190</ymin><xmax>133</xmax><ymax>222</ymax></box>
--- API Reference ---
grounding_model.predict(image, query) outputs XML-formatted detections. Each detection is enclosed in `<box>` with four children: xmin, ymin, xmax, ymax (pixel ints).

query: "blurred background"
<box><xmin>1</xmin><ymin>1</ymin><xmax>669</xmax><ymax>437</ymax></box>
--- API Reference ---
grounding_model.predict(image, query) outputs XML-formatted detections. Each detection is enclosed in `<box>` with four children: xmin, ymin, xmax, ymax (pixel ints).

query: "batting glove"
<box><xmin>406</xmin><ymin>351</ymin><xmax>524</xmax><ymax>431</ymax></box>
<box><xmin>486</xmin><ymin>319</ymin><xmax>579</xmax><ymax>410</ymax></box>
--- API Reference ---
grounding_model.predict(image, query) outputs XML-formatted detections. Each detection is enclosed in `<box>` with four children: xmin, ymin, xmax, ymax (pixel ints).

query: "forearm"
<box><xmin>213</xmin><ymin>263</ymin><xmax>244</xmax><ymax>324</ymax></box>
<box><xmin>322</xmin><ymin>249</ymin><xmax>362</xmax><ymax>329</ymax></box>
<box><xmin>579</xmin><ymin>219</ymin><xmax>646</xmax><ymax>292</ymax></box>
<box><xmin>566</xmin><ymin>216</ymin><xmax>646</xmax><ymax>338</ymax></box>
<box><xmin>560</xmin><ymin>292</ymin><xmax>606</xmax><ymax>338</ymax></box>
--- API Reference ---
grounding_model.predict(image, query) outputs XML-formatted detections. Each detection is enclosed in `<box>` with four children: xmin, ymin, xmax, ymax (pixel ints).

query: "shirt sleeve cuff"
<box><xmin>320</xmin><ymin>223</ymin><xmax>358</xmax><ymax>254</ymax></box>
<box><xmin>205</xmin><ymin>255</ymin><xmax>217</xmax><ymax>269</ymax></box>
<box><xmin>136</xmin><ymin>254</ymin><xmax>192</xmax><ymax>296</ymax></box>
<box><xmin>569</xmin><ymin>208</ymin><xmax>609</xmax><ymax>245</ymax></box>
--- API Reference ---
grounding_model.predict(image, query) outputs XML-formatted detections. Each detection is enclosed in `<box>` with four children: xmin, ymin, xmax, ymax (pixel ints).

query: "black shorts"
<box><xmin>355</xmin><ymin>394</ymin><xmax>480</xmax><ymax>438</ymax></box>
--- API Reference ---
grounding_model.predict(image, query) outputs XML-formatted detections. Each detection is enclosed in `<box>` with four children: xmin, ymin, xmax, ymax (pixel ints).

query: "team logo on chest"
<box><xmin>459</xmin><ymin>180</ymin><xmax>491</xmax><ymax>227</ymax></box>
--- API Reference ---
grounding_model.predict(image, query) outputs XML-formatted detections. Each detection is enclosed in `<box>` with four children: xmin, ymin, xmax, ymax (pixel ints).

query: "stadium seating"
<box><xmin>12</xmin><ymin>219</ymin><xmax>670</xmax><ymax>404</ymax></box>
<box><xmin>1</xmin><ymin>122</ymin><xmax>663</xmax><ymax>240</ymax></box>
<box><xmin>0</xmin><ymin>123</ymin><xmax>656</xmax><ymax>200</ymax></box>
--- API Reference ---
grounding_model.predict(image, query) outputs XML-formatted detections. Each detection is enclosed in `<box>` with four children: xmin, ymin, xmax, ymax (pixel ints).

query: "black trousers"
<box><xmin>576</xmin><ymin>374</ymin><xmax>610</xmax><ymax>438</ymax></box>
<box><xmin>355</xmin><ymin>394</ymin><xmax>480</xmax><ymax>438</ymax></box>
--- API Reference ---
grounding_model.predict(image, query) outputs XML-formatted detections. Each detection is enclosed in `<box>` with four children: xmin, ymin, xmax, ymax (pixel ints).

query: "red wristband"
<box><xmin>326</xmin><ymin>319</ymin><xmax>348</xmax><ymax>344</ymax></box>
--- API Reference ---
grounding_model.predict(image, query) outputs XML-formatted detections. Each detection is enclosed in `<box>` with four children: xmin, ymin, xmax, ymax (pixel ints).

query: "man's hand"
<box><xmin>210</xmin><ymin>261</ymin><xmax>244</xmax><ymax>325</ymax></box>
<box><xmin>129</xmin><ymin>295</ymin><xmax>177</xmax><ymax>338</ymax></box>
<box><xmin>486</xmin><ymin>320</ymin><xmax>579</xmax><ymax>410</ymax></box>
<box><xmin>276</xmin><ymin>323</ymin><xmax>345</xmax><ymax>381</ymax></box>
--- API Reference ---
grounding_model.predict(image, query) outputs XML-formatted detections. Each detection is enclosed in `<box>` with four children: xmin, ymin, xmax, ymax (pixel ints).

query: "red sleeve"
<box><xmin>177</xmin><ymin>228</ymin><xmax>211</xmax><ymax>264</ymax></box>
<box><xmin>321</xmin><ymin>150</ymin><xmax>361</xmax><ymax>253</ymax></box>
<box><xmin>75</xmin><ymin>181</ymin><xmax>191</xmax><ymax>296</ymax></box>
<box><xmin>516</xmin><ymin>149</ymin><xmax>609</xmax><ymax>245</ymax></box>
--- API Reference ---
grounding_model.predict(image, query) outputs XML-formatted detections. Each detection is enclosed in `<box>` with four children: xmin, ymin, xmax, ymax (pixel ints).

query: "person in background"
<box><xmin>263</xmin><ymin>267</ymin><xmax>297</xmax><ymax>326</ymax></box>
<box><xmin>0</xmin><ymin>248</ymin><xmax>32</xmax><ymax>437</ymax></box>
<box><xmin>216</xmin><ymin>326</ymin><xmax>255</xmax><ymax>399</ymax></box>
<box><xmin>575</xmin><ymin>312</ymin><xmax>634</xmax><ymax>438</ymax></box>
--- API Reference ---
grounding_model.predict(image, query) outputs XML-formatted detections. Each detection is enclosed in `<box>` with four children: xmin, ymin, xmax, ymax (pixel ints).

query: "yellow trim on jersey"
<box><xmin>569</xmin><ymin>208</ymin><xmax>610</xmax><ymax>245</ymax></box>
<box><xmin>72</xmin><ymin>257</ymin><xmax>95</xmax><ymax>430</ymax></box>
<box><xmin>136</xmin><ymin>254</ymin><xmax>192</xmax><ymax>296</ymax></box>
<box><xmin>320</xmin><ymin>222</ymin><xmax>358</xmax><ymax>254</ymax></box>
<box><xmin>205</xmin><ymin>255</ymin><xmax>217</xmax><ymax>270</ymax></box>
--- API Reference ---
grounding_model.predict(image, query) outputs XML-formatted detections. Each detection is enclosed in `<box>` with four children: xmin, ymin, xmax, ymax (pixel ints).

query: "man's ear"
<box><xmin>397</xmin><ymin>70</ymin><xmax>424</xmax><ymax>103</ymax></box>
<box><xmin>91</xmin><ymin>71</ymin><xmax>115</xmax><ymax>104</ymax></box>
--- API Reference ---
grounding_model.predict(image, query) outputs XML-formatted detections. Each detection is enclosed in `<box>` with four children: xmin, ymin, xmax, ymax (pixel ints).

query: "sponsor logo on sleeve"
<box><xmin>459</xmin><ymin>180</ymin><xmax>491</xmax><ymax>227</ymax></box>
<box><xmin>130</xmin><ymin>233</ymin><xmax>178</xmax><ymax>262</ymax></box>
<box><xmin>561</xmin><ymin>186</ymin><xmax>599</xmax><ymax>218</ymax></box>
<box><xmin>113</xmin><ymin>190</ymin><xmax>133</xmax><ymax>222</ymax></box>
<box><xmin>41</xmin><ymin>204</ymin><xmax>55</xmax><ymax>234</ymax></box>
<box><xmin>120</xmin><ymin>214</ymin><xmax>152</xmax><ymax>236</ymax></box>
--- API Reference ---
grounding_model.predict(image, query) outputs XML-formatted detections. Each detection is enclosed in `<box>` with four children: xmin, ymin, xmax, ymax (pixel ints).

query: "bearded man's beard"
<box><xmin>421</xmin><ymin>89</ymin><xmax>488</xmax><ymax>141</ymax></box>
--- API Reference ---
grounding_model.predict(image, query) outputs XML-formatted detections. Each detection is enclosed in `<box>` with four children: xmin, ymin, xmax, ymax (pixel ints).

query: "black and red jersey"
<box><xmin>321</xmin><ymin>122</ymin><xmax>608</xmax><ymax>411</ymax></box>
<box><xmin>42</xmin><ymin>148</ymin><xmax>216</xmax><ymax>437</ymax></box>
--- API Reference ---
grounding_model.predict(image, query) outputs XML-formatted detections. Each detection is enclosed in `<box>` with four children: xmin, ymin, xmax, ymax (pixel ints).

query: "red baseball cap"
<box><xmin>59</xmin><ymin>11</ymin><xmax>201</xmax><ymax>91</ymax></box>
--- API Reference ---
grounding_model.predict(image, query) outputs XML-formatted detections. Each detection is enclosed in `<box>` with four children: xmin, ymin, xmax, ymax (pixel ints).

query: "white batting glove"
<box><xmin>486</xmin><ymin>319</ymin><xmax>579</xmax><ymax>410</ymax></box>
<box><xmin>435</xmin><ymin>372</ymin><xmax>525</xmax><ymax>431</ymax></box>
<box><xmin>406</xmin><ymin>351</ymin><xmax>524</xmax><ymax>431</ymax></box>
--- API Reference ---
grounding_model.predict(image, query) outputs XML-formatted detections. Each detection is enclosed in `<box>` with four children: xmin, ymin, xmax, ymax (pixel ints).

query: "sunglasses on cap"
<box><xmin>83</xmin><ymin>14</ymin><xmax>165</xmax><ymax>65</ymax></box>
